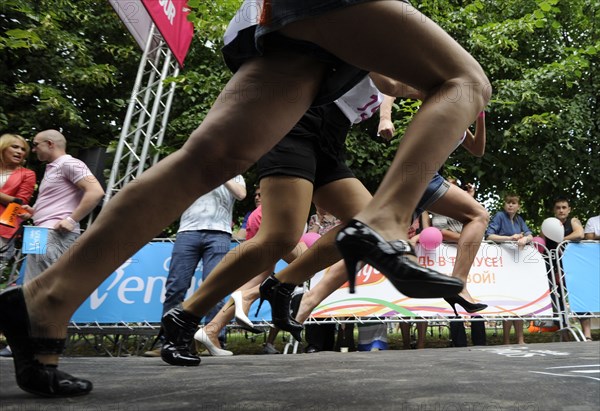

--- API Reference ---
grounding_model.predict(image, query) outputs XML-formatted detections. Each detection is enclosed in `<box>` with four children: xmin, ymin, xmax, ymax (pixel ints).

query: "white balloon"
<box><xmin>541</xmin><ymin>217</ymin><xmax>564</xmax><ymax>243</ymax></box>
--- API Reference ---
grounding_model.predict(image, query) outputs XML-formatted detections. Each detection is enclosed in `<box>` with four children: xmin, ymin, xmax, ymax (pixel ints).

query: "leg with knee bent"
<box><xmin>1</xmin><ymin>52</ymin><xmax>325</xmax><ymax>394</ymax></box>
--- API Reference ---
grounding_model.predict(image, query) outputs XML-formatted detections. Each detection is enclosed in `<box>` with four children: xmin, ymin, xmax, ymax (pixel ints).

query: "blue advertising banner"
<box><xmin>20</xmin><ymin>241</ymin><xmax>278</xmax><ymax>324</ymax></box>
<box><xmin>562</xmin><ymin>242</ymin><xmax>600</xmax><ymax>313</ymax></box>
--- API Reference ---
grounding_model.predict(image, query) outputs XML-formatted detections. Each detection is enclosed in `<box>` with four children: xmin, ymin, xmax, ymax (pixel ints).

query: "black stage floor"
<box><xmin>1</xmin><ymin>341</ymin><xmax>599</xmax><ymax>410</ymax></box>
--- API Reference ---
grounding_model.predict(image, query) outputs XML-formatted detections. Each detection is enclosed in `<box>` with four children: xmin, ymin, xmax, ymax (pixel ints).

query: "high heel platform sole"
<box><xmin>336</xmin><ymin>219</ymin><xmax>463</xmax><ymax>298</ymax></box>
<box><xmin>0</xmin><ymin>286</ymin><xmax>93</xmax><ymax>397</ymax></box>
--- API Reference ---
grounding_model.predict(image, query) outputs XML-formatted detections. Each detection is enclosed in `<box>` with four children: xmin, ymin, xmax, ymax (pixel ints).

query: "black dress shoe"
<box><xmin>336</xmin><ymin>219</ymin><xmax>463</xmax><ymax>298</ymax></box>
<box><xmin>160</xmin><ymin>307</ymin><xmax>201</xmax><ymax>366</ymax></box>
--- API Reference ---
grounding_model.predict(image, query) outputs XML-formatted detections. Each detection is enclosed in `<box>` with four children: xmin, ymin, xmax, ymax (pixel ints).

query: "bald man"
<box><xmin>21</xmin><ymin>129</ymin><xmax>105</xmax><ymax>282</ymax></box>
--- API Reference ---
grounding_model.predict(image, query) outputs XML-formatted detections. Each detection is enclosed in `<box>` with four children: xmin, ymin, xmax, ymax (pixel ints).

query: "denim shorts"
<box><xmin>414</xmin><ymin>173</ymin><xmax>450</xmax><ymax>216</ymax></box>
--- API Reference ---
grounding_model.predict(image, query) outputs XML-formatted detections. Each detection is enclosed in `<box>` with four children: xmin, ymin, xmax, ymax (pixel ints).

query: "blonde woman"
<box><xmin>0</xmin><ymin>133</ymin><xmax>35</xmax><ymax>358</ymax></box>
<box><xmin>0</xmin><ymin>133</ymin><xmax>36</xmax><ymax>264</ymax></box>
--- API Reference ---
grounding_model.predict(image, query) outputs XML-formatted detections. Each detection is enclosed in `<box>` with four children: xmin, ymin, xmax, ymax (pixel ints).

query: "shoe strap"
<box><xmin>28</xmin><ymin>337</ymin><xmax>66</xmax><ymax>355</ymax></box>
<box><xmin>388</xmin><ymin>239</ymin><xmax>416</xmax><ymax>256</ymax></box>
<box><xmin>172</xmin><ymin>306</ymin><xmax>202</xmax><ymax>326</ymax></box>
<box><xmin>277</xmin><ymin>282</ymin><xmax>296</xmax><ymax>293</ymax></box>
<box><xmin>259</xmin><ymin>274</ymin><xmax>280</xmax><ymax>299</ymax></box>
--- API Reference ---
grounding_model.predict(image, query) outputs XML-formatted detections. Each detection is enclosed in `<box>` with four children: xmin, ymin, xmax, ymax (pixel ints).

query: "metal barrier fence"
<box><xmin>2</xmin><ymin>240</ymin><xmax>598</xmax><ymax>356</ymax></box>
<box><xmin>556</xmin><ymin>240</ymin><xmax>600</xmax><ymax>341</ymax></box>
<box><xmin>302</xmin><ymin>241</ymin><xmax>599</xmax><ymax>343</ymax></box>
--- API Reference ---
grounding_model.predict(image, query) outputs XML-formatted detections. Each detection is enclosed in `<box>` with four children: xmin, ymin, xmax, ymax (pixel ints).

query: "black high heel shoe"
<box><xmin>444</xmin><ymin>295</ymin><xmax>488</xmax><ymax>316</ymax></box>
<box><xmin>0</xmin><ymin>286</ymin><xmax>93</xmax><ymax>397</ymax></box>
<box><xmin>257</xmin><ymin>275</ymin><xmax>304</xmax><ymax>342</ymax></box>
<box><xmin>255</xmin><ymin>273</ymin><xmax>278</xmax><ymax>316</ymax></box>
<box><xmin>336</xmin><ymin>219</ymin><xmax>463</xmax><ymax>298</ymax></box>
<box><xmin>160</xmin><ymin>306</ymin><xmax>201</xmax><ymax>366</ymax></box>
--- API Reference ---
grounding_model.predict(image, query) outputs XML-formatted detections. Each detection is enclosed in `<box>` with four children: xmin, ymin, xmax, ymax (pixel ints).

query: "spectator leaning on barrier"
<box><xmin>486</xmin><ymin>193</ymin><xmax>532</xmax><ymax>345</ymax></box>
<box><xmin>19</xmin><ymin>129</ymin><xmax>105</xmax><ymax>283</ymax></box>
<box><xmin>584</xmin><ymin>215</ymin><xmax>600</xmax><ymax>240</ymax></box>
<box><xmin>543</xmin><ymin>196</ymin><xmax>584</xmax><ymax>251</ymax></box>
<box><xmin>542</xmin><ymin>197</ymin><xmax>584</xmax><ymax>291</ymax></box>
<box><xmin>543</xmin><ymin>197</ymin><xmax>587</xmax><ymax>340</ymax></box>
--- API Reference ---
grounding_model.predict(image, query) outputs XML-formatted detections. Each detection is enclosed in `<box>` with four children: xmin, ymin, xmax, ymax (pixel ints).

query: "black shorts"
<box><xmin>257</xmin><ymin>103</ymin><xmax>355</xmax><ymax>189</ymax></box>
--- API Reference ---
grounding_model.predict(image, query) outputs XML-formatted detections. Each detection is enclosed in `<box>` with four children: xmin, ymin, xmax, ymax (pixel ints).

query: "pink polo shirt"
<box><xmin>245</xmin><ymin>205</ymin><xmax>262</xmax><ymax>240</ymax></box>
<box><xmin>33</xmin><ymin>154</ymin><xmax>94</xmax><ymax>232</ymax></box>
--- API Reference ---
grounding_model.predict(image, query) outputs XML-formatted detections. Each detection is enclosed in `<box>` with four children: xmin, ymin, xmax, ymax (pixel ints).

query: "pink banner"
<box><xmin>141</xmin><ymin>0</ymin><xmax>194</xmax><ymax>67</ymax></box>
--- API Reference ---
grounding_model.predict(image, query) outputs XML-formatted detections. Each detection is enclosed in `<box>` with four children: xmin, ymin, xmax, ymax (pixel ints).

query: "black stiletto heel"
<box><xmin>336</xmin><ymin>219</ymin><xmax>464</xmax><ymax>298</ymax></box>
<box><xmin>446</xmin><ymin>300</ymin><xmax>459</xmax><ymax>316</ymax></box>
<box><xmin>160</xmin><ymin>306</ymin><xmax>201</xmax><ymax>366</ymax></box>
<box><xmin>256</xmin><ymin>273</ymin><xmax>278</xmax><ymax>316</ymax></box>
<box><xmin>258</xmin><ymin>276</ymin><xmax>304</xmax><ymax>342</ymax></box>
<box><xmin>443</xmin><ymin>295</ymin><xmax>487</xmax><ymax>316</ymax></box>
<box><xmin>0</xmin><ymin>286</ymin><xmax>93</xmax><ymax>397</ymax></box>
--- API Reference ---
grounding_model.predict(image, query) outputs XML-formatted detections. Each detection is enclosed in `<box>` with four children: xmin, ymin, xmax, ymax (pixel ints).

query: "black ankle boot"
<box><xmin>0</xmin><ymin>286</ymin><xmax>93</xmax><ymax>397</ymax></box>
<box><xmin>270</xmin><ymin>283</ymin><xmax>304</xmax><ymax>342</ymax></box>
<box><xmin>160</xmin><ymin>307</ymin><xmax>201</xmax><ymax>366</ymax></box>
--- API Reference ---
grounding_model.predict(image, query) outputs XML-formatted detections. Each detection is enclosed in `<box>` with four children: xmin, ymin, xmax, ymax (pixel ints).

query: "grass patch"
<box><xmin>2</xmin><ymin>322</ymin><xmax>593</xmax><ymax>357</ymax></box>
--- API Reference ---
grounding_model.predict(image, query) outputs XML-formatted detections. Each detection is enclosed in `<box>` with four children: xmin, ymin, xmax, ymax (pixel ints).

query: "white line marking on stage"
<box><xmin>530</xmin><ymin>371</ymin><xmax>600</xmax><ymax>381</ymax></box>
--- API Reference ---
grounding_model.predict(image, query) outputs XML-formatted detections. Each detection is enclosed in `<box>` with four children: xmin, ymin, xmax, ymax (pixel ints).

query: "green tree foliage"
<box><xmin>161</xmin><ymin>0</ymin><xmax>239</xmax><ymax>151</ymax></box>
<box><xmin>1</xmin><ymin>0</ymin><xmax>597</xmax><ymax>228</ymax></box>
<box><xmin>0</xmin><ymin>0</ymin><xmax>139</xmax><ymax>152</ymax></box>
<box><xmin>372</xmin><ymin>0</ymin><xmax>599</xmax><ymax>228</ymax></box>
